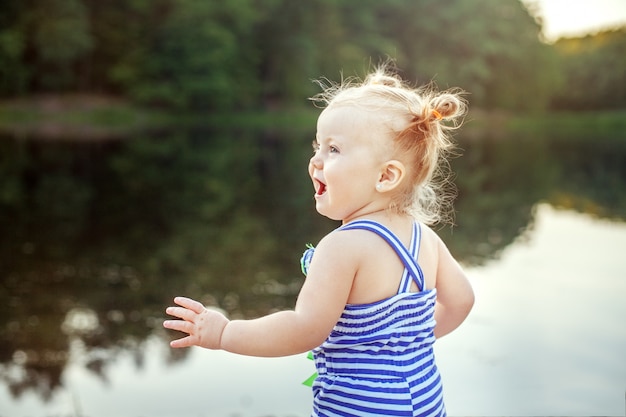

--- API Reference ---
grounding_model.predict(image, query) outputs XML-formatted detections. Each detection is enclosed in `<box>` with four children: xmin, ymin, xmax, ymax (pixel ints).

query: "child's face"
<box><xmin>309</xmin><ymin>105</ymin><xmax>391</xmax><ymax>222</ymax></box>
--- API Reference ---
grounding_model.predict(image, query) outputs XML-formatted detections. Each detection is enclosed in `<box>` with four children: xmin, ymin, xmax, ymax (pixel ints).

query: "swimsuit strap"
<box><xmin>340</xmin><ymin>220</ymin><xmax>425</xmax><ymax>292</ymax></box>
<box><xmin>398</xmin><ymin>222</ymin><xmax>421</xmax><ymax>294</ymax></box>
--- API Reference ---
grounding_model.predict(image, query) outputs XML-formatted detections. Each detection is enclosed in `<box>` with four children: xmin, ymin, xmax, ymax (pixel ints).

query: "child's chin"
<box><xmin>315</xmin><ymin>206</ymin><xmax>342</xmax><ymax>221</ymax></box>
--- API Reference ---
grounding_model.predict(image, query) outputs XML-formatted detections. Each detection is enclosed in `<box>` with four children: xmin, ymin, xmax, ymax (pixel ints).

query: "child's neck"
<box><xmin>342</xmin><ymin>210</ymin><xmax>411</xmax><ymax>226</ymax></box>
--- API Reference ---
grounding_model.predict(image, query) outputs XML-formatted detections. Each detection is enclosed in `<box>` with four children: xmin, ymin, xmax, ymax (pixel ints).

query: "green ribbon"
<box><xmin>302</xmin><ymin>351</ymin><xmax>318</xmax><ymax>387</ymax></box>
<box><xmin>300</xmin><ymin>243</ymin><xmax>315</xmax><ymax>276</ymax></box>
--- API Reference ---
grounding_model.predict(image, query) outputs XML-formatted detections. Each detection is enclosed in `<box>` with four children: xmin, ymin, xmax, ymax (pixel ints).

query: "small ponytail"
<box><xmin>429</xmin><ymin>90</ymin><xmax>467</xmax><ymax>125</ymax></box>
<box><xmin>364</xmin><ymin>69</ymin><xmax>402</xmax><ymax>88</ymax></box>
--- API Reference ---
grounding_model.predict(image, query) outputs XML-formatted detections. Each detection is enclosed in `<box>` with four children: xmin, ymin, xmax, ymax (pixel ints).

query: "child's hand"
<box><xmin>163</xmin><ymin>296</ymin><xmax>229</xmax><ymax>349</ymax></box>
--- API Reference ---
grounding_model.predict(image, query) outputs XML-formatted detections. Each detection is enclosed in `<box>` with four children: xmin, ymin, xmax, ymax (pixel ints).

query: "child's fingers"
<box><xmin>163</xmin><ymin>319</ymin><xmax>194</xmax><ymax>333</ymax></box>
<box><xmin>173</xmin><ymin>296</ymin><xmax>205</xmax><ymax>314</ymax></box>
<box><xmin>165</xmin><ymin>306</ymin><xmax>196</xmax><ymax>322</ymax></box>
<box><xmin>170</xmin><ymin>335</ymin><xmax>195</xmax><ymax>349</ymax></box>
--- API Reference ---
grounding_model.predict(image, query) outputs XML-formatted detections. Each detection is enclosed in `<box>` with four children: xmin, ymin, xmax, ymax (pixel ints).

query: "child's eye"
<box><xmin>311</xmin><ymin>141</ymin><xmax>339</xmax><ymax>155</ymax></box>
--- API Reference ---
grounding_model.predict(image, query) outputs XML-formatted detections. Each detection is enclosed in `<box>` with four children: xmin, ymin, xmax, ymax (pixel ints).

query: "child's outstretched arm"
<box><xmin>163</xmin><ymin>230</ymin><xmax>359</xmax><ymax>357</ymax></box>
<box><xmin>433</xmin><ymin>234</ymin><xmax>474</xmax><ymax>338</ymax></box>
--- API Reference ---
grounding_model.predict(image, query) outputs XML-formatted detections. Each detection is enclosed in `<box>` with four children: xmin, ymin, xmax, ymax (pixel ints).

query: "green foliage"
<box><xmin>552</xmin><ymin>28</ymin><xmax>626</xmax><ymax>110</ymax></box>
<box><xmin>32</xmin><ymin>0</ymin><xmax>93</xmax><ymax>64</ymax></box>
<box><xmin>0</xmin><ymin>29</ymin><xmax>28</xmax><ymax>94</ymax></box>
<box><xmin>0</xmin><ymin>0</ymin><xmax>29</xmax><ymax>94</ymax></box>
<box><xmin>360</xmin><ymin>0</ymin><xmax>560</xmax><ymax>111</ymax></box>
<box><xmin>0</xmin><ymin>0</ymin><xmax>620</xmax><ymax>112</ymax></box>
<box><xmin>113</xmin><ymin>0</ymin><xmax>261</xmax><ymax>109</ymax></box>
<box><xmin>30</xmin><ymin>0</ymin><xmax>94</xmax><ymax>90</ymax></box>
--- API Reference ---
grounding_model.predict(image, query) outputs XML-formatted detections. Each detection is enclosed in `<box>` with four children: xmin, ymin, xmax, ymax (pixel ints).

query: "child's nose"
<box><xmin>309</xmin><ymin>154</ymin><xmax>322</xmax><ymax>170</ymax></box>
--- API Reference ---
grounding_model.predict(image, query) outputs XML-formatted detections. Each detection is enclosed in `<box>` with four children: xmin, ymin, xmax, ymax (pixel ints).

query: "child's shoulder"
<box><xmin>418</xmin><ymin>224</ymin><xmax>459</xmax><ymax>273</ymax></box>
<box><xmin>311</xmin><ymin>223</ymin><xmax>393</xmax><ymax>265</ymax></box>
<box><xmin>318</xmin><ymin>223</ymin><xmax>383</xmax><ymax>250</ymax></box>
<box><xmin>419</xmin><ymin>223</ymin><xmax>446</xmax><ymax>247</ymax></box>
<box><xmin>304</xmin><ymin>225</ymin><xmax>381</xmax><ymax>280</ymax></box>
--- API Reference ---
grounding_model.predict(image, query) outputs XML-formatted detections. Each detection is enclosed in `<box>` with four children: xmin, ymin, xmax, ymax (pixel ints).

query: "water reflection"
<box><xmin>0</xmin><ymin>125</ymin><xmax>332</xmax><ymax>407</ymax></box>
<box><xmin>437</xmin><ymin>204</ymin><xmax>626</xmax><ymax>415</ymax></box>
<box><xmin>0</xmin><ymin>125</ymin><xmax>624</xmax><ymax>415</ymax></box>
<box><xmin>448</xmin><ymin>132</ymin><xmax>626</xmax><ymax>263</ymax></box>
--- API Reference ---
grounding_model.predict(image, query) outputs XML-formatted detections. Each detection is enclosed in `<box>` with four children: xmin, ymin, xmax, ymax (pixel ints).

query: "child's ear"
<box><xmin>376</xmin><ymin>160</ymin><xmax>405</xmax><ymax>192</ymax></box>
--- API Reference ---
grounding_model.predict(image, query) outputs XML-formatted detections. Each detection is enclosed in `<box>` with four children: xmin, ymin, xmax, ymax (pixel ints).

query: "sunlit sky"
<box><xmin>523</xmin><ymin>0</ymin><xmax>626</xmax><ymax>40</ymax></box>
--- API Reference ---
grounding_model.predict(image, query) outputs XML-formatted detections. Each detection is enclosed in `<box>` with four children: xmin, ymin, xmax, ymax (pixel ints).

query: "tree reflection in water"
<box><xmin>0</xmin><ymin>124</ymin><xmax>624</xmax><ymax>403</ymax></box>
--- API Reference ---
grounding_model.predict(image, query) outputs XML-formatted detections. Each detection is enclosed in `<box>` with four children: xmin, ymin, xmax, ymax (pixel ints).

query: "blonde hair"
<box><xmin>311</xmin><ymin>64</ymin><xmax>467</xmax><ymax>225</ymax></box>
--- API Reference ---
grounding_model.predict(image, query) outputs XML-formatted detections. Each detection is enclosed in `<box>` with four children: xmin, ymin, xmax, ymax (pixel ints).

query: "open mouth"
<box><xmin>315</xmin><ymin>179</ymin><xmax>327</xmax><ymax>196</ymax></box>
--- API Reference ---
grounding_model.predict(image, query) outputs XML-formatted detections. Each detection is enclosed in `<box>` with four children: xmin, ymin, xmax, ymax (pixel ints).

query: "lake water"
<box><xmin>0</xmin><ymin>126</ymin><xmax>625</xmax><ymax>416</ymax></box>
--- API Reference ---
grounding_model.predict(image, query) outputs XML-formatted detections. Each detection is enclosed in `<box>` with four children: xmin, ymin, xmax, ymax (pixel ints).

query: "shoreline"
<box><xmin>0</xmin><ymin>93</ymin><xmax>624</xmax><ymax>141</ymax></box>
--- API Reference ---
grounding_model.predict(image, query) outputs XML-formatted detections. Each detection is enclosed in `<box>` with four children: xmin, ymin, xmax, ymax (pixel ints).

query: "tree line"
<box><xmin>0</xmin><ymin>0</ymin><xmax>624</xmax><ymax>112</ymax></box>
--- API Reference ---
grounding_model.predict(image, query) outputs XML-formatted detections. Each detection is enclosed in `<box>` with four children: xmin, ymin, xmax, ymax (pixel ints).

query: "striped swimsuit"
<box><xmin>301</xmin><ymin>220</ymin><xmax>446</xmax><ymax>417</ymax></box>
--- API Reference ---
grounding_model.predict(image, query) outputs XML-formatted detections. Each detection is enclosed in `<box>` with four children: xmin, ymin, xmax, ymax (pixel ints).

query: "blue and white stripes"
<box><xmin>307</xmin><ymin>220</ymin><xmax>445</xmax><ymax>417</ymax></box>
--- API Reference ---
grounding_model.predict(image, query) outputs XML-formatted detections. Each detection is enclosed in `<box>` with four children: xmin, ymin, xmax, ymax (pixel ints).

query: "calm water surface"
<box><xmin>0</xmin><ymin>126</ymin><xmax>625</xmax><ymax>416</ymax></box>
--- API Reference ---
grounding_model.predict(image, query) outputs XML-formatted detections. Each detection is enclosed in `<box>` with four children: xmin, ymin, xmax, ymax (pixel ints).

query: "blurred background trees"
<box><xmin>0</xmin><ymin>0</ymin><xmax>623</xmax><ymax>112</ymax></box>
<box><xmin>551</xmin><ymin>28</ymin><xmax>626</xmax><ymax>110</ymax></box>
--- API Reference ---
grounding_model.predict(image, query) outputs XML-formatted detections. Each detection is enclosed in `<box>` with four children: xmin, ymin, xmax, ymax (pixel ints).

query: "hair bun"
<box><xmin>430</xmin><ymin>91</ymin><xmax>466</xmax><ymax>121</ymax></box>
<box><xmin>365</xmin><ymin>73</ymin><xmax>402</xmax><ymax>88</ymax></box>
